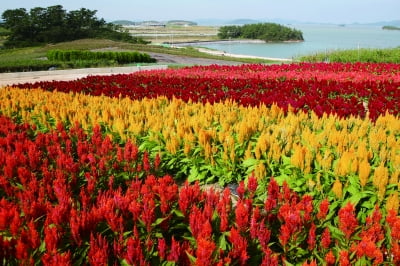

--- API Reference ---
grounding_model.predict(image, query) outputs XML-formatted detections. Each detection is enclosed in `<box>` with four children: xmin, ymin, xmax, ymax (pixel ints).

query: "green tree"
<box><xmin>1</xmin><ymin>5</ymin><xmax>147</xmax><ymax>47</ymax></box>
<box><xmin>218</xmin><ymin>23</ymin><xmax>304</xmax><ymax>42</ymax></box>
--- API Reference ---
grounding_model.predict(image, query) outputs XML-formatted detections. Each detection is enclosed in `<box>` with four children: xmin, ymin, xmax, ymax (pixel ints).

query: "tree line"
<box><xmin>218</xmin><ymin>23</ymin><xmax>304</xmax><ymax>42</ymax></box>
<box><xmin>0</xmin><ymin>5</ymin><xmax>147</xmax><ymax>47</ymax></box>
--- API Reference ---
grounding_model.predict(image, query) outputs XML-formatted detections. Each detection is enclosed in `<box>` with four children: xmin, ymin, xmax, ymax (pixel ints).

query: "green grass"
<box><xmin>298</xmin><ymin>47</ymin><xmax>400</xmax><ymax>63</ymax></box>
<box><xmin>0</xmin><ymin>38</ymin><xmax>278</xmax><ymax>72</ymax></box>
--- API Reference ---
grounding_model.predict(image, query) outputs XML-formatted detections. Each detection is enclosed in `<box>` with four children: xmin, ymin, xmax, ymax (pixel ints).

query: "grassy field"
<box><xmin>0</xmin><ymin>38</ymin><xmax>277</xmax><ymax>72</ymax></box>
<box><xmin>299</xmin><ymin>47</ymin><xmax>400</xmax><ymax>63</ymax></box>
<box><xmin>126</xmin><ymin>25</ymin><xmax>220</xmax><ymax>43</ymax></box>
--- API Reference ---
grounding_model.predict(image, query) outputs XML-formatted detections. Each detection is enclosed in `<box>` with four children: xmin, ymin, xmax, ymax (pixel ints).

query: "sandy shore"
<box><xmin>196</xmin><ymin>47</ymin><xmax>293</xmax><ymax>62</ymax></box>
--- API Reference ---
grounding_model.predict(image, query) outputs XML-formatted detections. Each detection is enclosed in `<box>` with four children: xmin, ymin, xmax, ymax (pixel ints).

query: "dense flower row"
<box><xmin>1</xmin><ymin>115</ymin><xmax>400</xmax><ymax>265</ymax></box>
<box><xmin>1</xmin><ymin>87</ymin><xmax>399</xmax><ymax>207</ymax></box>
<box><xmin>13</xmin><ymin>63</ymin><xmax>400</xmax><ymax>120</ymax></box>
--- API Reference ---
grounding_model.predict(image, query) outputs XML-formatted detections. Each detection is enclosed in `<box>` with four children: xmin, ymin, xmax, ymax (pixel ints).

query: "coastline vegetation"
<box><xmin>218</xmin><ymin>23</ymin><xmax>304</xmax><ymax>42</ymax></box>
<box><xmin>0</xmin><ymin>39</ymin><xmax>276</xmax><ymax>73</ymax></box>
<box><xmin>382</xmin><ymin>25</ymin><xmax>400</xmax><ymax>30</ymax></box>
<box><xmin>299</xmin><ymin>47</ymin><xmax>400</xmax><ymax>63</ymax></box>
<box><xmin>0</xmin><ymin>5</ymin><xmax>148</xmax><ymax>48</ymax></box>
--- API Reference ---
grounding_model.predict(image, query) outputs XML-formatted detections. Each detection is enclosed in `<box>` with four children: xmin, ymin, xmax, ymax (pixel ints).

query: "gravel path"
<box><xmin>0</xmin><ymin>54</ymin><xmax>242</xmax><ymax>86</ymax></box>
<box><xmin>147</xmin><ymin>52</ymin><xmax>243</xmax><ymax>65</ymax></box>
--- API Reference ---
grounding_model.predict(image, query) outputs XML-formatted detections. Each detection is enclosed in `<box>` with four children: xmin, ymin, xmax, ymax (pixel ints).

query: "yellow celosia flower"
<box><xmin>358</xmin><ymin>159</ymin><xmax>371</xmax><ymax>187</ymax></box>
<box><xmin>386</xmin><ymin>192</ymin><xmax>399</xmax><ymax>214</ymax></box>
<box><xmin>373</xmin><ymin>162</ymin><xmax>389</xmax><ymax>200</ymax></box>
<box><xmin>332</xmin><ymin>178</ymin><xmax>343</xmax><ymax>199</ymax></box>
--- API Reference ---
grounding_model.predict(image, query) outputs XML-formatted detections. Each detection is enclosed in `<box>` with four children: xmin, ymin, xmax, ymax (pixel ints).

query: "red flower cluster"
<box><xmin>1</xmin><ymin>115</ymin><xmax>400</xmax><ymax>264</ymax></box>
<box><xmin>15</xmin><ymin>63</ymin><xmax>400</xmax><ymax>120</ymax></box>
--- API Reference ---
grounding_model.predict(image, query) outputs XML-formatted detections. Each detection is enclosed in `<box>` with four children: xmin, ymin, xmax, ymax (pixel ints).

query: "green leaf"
<box><xmin>346</xmin><ymin>185</ymin><xmax>360</xmax><ymax>196</ymax></box>
<box><xmin>327</xmin><ymin>224</ymin><xmax>345</xmax><ymax>240</ymax></box>
<box><xmin>188</xmin><ymin>167</ymin><xmax>199</xmax><ymax>183</ymax></box>
<box><xmin>120</xmin><ymin>259</ymin><xmax>130</xmax><ymax>266</ymax></box>
<box><xmin>281</xmin><ymin>155</ymin><xmax>291</xmax><ymax>166</ymax></box>
<box><xmin>242</xmin><ymin>158</ymin><xmax>259</xmax><ymax>168</ymax></box>
<box><xmin>218</xmin><ymin>233</ymin><xmax>228</xmax><ymax>251</ymax></box>
<box><xmin>186</xmin><ymin>251</ymin><xmax>197</xmax><ymax>264</ymax></box>
<box><xmin>173</xmin><ymin>209</ymin><xmax>185</xmax><ymax>218</ymax></box>
<box><xmin>153</xmin><ymin>217</ymin><xmax>168</xmax><ymax>226</ymax></box>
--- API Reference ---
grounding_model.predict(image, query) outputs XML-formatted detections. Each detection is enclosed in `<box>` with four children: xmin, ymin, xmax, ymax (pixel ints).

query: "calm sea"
<box><xmin>193</xmin><ymin>24</ymin><xmax>400</xmax><ymax>59</ymax></box>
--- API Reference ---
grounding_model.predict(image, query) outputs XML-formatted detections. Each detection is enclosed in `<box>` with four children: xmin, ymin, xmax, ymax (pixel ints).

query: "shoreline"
<box><xmin>173</xmin><ymin>39</ymin><xmax>303</xmax><ymax>46</ymax></box>
<box><xmin>171</xmin><ymin>39</ymin><xmax>295</xmax><ymax>62</ymax></box>
<box><xmin>195</xmin><ymin>47</ymin><xmax>293</xmax><ymax>62</ymax></box>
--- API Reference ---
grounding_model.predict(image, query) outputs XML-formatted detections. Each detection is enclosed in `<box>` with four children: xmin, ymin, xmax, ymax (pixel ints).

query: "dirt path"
<box><xmin>0</xmin><ymin>54</ymin><xmax>242</xmax><ymax>87</ymax></box>
<box><xmin>147</xmin><ymin>52</ymin><xmax>243</xmax><ymax>65</ymax></box>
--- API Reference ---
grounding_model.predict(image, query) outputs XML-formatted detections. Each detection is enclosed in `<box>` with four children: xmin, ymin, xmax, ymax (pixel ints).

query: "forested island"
<box><xmin>0</xmin><ymin>5</ymin><xmax>147</xmax><ymax>47</ymax></box>
<box><xmin>382</xmin><ymin>26</ymin><xmax>400</xmax><ymax>31</ymax></box>
<box><xmin>218</xmin><ymin>23</ymin><xmax>304</xmax><ymax>42</ymax></box>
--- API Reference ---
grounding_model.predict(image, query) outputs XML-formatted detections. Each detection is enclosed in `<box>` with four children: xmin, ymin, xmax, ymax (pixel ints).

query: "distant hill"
<box><xmin>350</xmin><ymin>20</ymin><xmax>400</xmax><ymax>27</ymax></box>
<box><xmin>112</xmin><ymin>20</ymin><xmax>197</xmax><ymax>27</ymax></box>
<box><xmin>167</xmin><ymin>20</ymin><xmax>197</xmax><ymax>26</ymax></box>
<box><xmin>225</xmin><ymin>19</ymin><xmax>262</xmax><ymax>25</ymax></box>
<box><xmin>112</xmin><ymin>20</ymin><xmax>136</xmax><ymax>25</ymax></box>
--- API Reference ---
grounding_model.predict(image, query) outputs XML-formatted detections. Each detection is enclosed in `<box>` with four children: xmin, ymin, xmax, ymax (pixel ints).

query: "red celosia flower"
<box><xmin>158</xmin><ymin>238</ymin><xmax>167</xmax><ymax>260</ymax></box>
<box><xmin>321</xmin><ymin>227</ymin><xmax>331</xmax><ymax>249</ymax></box>
<box><xmin>235</xmin><ymin>199</ymin><xmax>250</xmax><ymax>232</ymax></box>
<box><xmin>325</xmin><ymin>250</ymin><xmax>335</xmax><ymax>265</ymax></box>
<box><xmin>302</xmin><ymin>259</ymin><xmax>317</xmax><ymax>266</ymax></box>
<box><xmin>44</xmin><ymin>225</ymin><xmax>59</xmax><ymax>254</ymax></box>
<box><xmin>167</xmin><ymin>236</ymin><xmax>181</xmax><ymax>262</ymax></box>
<box><xmin>247</xmin><ymin>174</ymin><xmax>258</xmax><ymax>195</ymax></box>
<box><xmin>237</xmin><ymin>181</ymin><xmax>245</xmax><ymax>199</ymax></box>
<box><xmin>257</xmin><ymin>219</ymin><xmax>271</xmax><ymax>251</ymax></box>
<box><xmin>301</xmin><ymin>195</ymin><xmax>313</xmax><ymax>222</ymax></box>
<box><xmin>391</xmin><ymin>241</ymin><xmax>400</xmax><ymax>264</ymax></box>
<box><xmin>178</xmin><ymin>181</ymin><xmax>202</xmax><ymax>215</ymax></box>
<box><xmin>88</xmin><ymin>233</ymin><xmax>109</xmax><ymax>266</ymax></box>
<box><xmin>125</xmin><ymin>226</ymin><xmax>145</xmax><ymax>265</ymax></box>
<box><xmin>250</xmin><ymin>206</ymin><xmax>260</xmax><ymax>239</ymax></box>
<box><xmin>338</xmin><ymin>250</ymin><xmax>350</xmax><ymax>266</ymax></box>
<box><xmin>228</xmin><ymin>227</ymin><xmax>248</xmax><ymax>265</ymax></box>
<box><xmin>265</xmin><ymin>178</ymin><xmax>279</xmax><ymax>212</ymax></box>
<box><xmin>15</xmin><ymin>238</ymin><xmax>29</xmax><ymax>260</ymax></box>
<box><xmin>261</xmin><ymin>247</ymin><xmax>279</xmax><ymax>266</ymax></box>
<box><xmin>352</xmin><ymin>235</ymin><xmax>376</xmax><ymax>258</ymax></box>
<box><xmin>42</xmin><ymin>251</ymin><xmax>72</xmax><ymax>266</ymax></box>
<box><xmin>156</xmin><ymin>175</ymin><xmax>178</xmax><ymax>215</ymax></box>
<box><xmin>217</xmin><ymin>188</ymin><xmax>232</xmax><ymax>232</ymax></box>
<box><xmin>26</xmin><ymin>220</ymin><xmax>40</xmax><ymax>250</ymax></box>
<box><xmin>154</xmin><ymin>153</ymin><xmax>161</xmax><ymax>170</ymax></box>
<box><xmin>142</xmin><ymin>197</ymin><xmax>156</xmax><ymax>233</ymax></box>
<box><xmin>389</xmin><ymin>216</ymin><xmax>400</xmax><ymax>240</ymax></box>
<box><xmin>281</xmin><ymin>181</ymin><xmax>291</xmax><ymax>203</ymax></box>
<box><xmin>307</xmin><ymin>223</ymin><xmax>316</xmax><ymax>250</ymax></box>
<box><xmin>196</xmin><ymin>238</ymin><xmax>216</xmax><ymax>266</ymax></box>
<box><xmin>317</xmin><ymin>199</ymin><xmax>330</xmax><ymax>220</ymax></box>
<box><xmin>338</xmin><ymin>202</ymin><xmax>358</xmax><ymax>239</ymax></box>
<box><xmin>142</xmin><ymin>151</ymin><xmax>151</xmax><ymax>172</ymax></box>
<box><xmin>279</xmin><ymin>224</ymin><xmax>291</xmax><ymax>247</ymax></box>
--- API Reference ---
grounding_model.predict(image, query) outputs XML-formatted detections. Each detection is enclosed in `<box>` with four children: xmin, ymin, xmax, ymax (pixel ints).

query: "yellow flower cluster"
<box><xmin>1</xmin><ymin>87</ymin><xmax>399</xmax><ymax>206</ymax></box>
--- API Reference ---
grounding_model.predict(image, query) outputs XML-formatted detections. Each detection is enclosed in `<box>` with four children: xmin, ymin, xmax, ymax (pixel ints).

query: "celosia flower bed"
<box><xmin>1</xmin><ymin>63</ymin><xmax>400</xmax><ymax>265</ymax></box>
<box><xmin>15</xmin><ymin>63</ymin><xmax>400</xmax><ymax>120</ymax></box>
<box><xmin>0</xmin><ymin>115</ymin><xmax>399</xmax><ymax>265</ymax></box>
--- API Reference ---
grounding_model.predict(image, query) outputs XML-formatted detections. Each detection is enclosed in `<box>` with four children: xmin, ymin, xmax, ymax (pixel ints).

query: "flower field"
<box><xmin>0</xmin><ymin>63</ymin><xmax>400</xmax><ymax>265</ymax></box>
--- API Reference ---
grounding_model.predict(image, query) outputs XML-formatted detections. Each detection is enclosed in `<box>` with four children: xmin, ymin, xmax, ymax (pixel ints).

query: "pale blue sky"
<box><xmin>1</xmin><ymin>0</ymin><xmax>399</xmax><ymax>24</ymax></box>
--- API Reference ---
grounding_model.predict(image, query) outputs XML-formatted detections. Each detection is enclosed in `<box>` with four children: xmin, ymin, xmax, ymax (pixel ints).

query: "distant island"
<box><xmin>112</xmin><ymin>20</ymin><xmax>197</xmax><ymax>27</ymax></box>
<box><xmin>382</xmin><ymin>25</ymin><xmax>400</xmax><ymax>31</ymax></box>
<box><xmin>218</xmin><ymin>23</ymin><xmax>304</xmax><ymax>42</ymax></box>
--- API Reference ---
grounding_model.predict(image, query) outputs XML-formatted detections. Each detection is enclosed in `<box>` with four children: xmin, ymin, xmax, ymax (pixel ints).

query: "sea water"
<box><xmin>195</xmin><ymin>24</ymin><xmax>400</xmax><ymax>59</ymax></box>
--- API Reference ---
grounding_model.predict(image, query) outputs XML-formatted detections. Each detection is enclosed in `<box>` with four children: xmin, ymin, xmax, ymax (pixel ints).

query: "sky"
<box><xmin>1</xmin><ymin>0</ymin><xmax>399</xmax><ymax>24</ymax></box>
